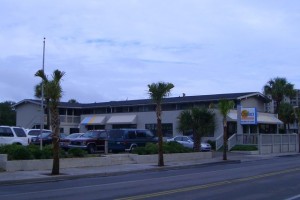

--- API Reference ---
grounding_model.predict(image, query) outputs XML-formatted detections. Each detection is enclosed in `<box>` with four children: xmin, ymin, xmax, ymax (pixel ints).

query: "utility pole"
<box><xmin>40</xmin><ymin>37</ymin><xmax>46</xmax><ymax>150</ymax></box>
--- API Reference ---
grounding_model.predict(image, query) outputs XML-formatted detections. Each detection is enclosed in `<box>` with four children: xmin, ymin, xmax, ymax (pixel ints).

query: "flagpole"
<box><xmin>40</xmin><ymin>37</ymin><xmax>46</xmax><ymax>150</ymax></box>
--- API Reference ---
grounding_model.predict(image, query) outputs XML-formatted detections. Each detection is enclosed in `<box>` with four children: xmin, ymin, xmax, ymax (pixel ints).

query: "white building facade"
<box><xmin>13</xmin><ymin>92</ymin><xmax>283</xmax><ymax>142</ymax></box>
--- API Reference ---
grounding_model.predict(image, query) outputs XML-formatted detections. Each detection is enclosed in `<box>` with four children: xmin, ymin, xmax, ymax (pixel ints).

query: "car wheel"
<box><xmin>87</xmin><ymin>144</ymin><xmax>96</xmax><ymax>154</ymax></box>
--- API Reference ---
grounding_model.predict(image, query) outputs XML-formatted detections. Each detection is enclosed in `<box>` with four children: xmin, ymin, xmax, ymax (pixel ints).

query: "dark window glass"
<box><xmin>136</xmin><ymin>130</ymin><xmax>146</xmax><ymax>138</ymax></box>
<box><xmin>98</xmin><ymin>131</ymin><xmax>107</xmax><ymax>139</ymax></box>
<box><xmin>108</xmin><ymin>130</ymin><xmax>124</xmax><ymax>139</ymax></box>
<box><xmin>127</xmin><ymin>131</ymin><xmax>136</xmax><ymax>139</ymax></box>
<box><xmin>145</xmin><ymin>123</ymin><xmax>173</xmax><ymax>137</ymax></box>
<box><xmin>0</xmin><ymin>127</ymin><xmax>14</xmax><ymax>137</ymax></box>
<box><xmin>13</xmin><ymin>128</ymin><xmax>26</xmax><ymax>137</ymax></box>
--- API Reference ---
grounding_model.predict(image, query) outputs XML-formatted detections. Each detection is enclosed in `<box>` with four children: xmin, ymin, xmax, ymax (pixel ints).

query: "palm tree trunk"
<box><xmin>51</xmin><ymin>105</ymin><xmax>60</xmax><ymax>175</ymax></box>
<box><xmin>223</xmin><ymin>125</ymin><xmax>227</xmax><ymax>160</ymax></box>
<box><xmin>157</xmin><ymin>105</ymin><xmax>164</xmax><ymax>166</ymax></box>
<box><xmin>193</xmin><ymin>132</ymin><xmax>201</xmax><ymax>152</ymax></box>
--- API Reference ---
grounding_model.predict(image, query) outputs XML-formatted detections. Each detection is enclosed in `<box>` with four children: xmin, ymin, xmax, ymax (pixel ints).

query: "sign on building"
<box><xmin>240</xmin><ymin>107</ymin><xmax>257</xmax><ymax>125</ymax></box>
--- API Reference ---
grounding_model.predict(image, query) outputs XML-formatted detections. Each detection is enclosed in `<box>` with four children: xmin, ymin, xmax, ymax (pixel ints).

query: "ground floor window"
<box><xmin>259</xmin><ymin>124</ymin><xmax>277</xmax><ymax>133</ymax></box>
<box><xmin>70</xmin><ymin>128</ymin><xmax>79</xmax><ymax>134</ymax></box>
<box><xmin>86</xmin><ymin>125</ymin><xmax>105</xmax><ymax>130</ymax></box>
<box><xmin>112</xmin><ymin>124</ymin><xmax>137</xmax><ymax>129</ymax></box>
<box><xmin>145</xmin><ymin>123</ymin><xmax>173</xmax><ymax>137</ymax></box>
<box><xmin>242</xmin><ymin>125</ymin><xmax>259</xmax><ymax>134</ymax></box>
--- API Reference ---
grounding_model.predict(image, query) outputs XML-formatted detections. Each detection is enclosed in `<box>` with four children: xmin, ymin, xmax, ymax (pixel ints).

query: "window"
<box><xmin>127</xmin><ymin>131</ymin><xmax>136</xmax><ymax>139</ymax></box>
<box><xmin>108</xmin><ymin>130</ymin><xmax>124</xmax><ymax>139</ymax></box>
<box><xmin>0</xmin><ymin>127</ymin><xmax>13</xmax><ymax>137</ymax></box>
<box><xmin>136</xmin><ymin>130</ymin><xmax>146</xmax><ymax>138</ymax></box>
<box><xmin>145</xmin><ymin>123</ymin><xmax>173</xmax><ymax>137</ymax></box>
<box><xmin>112</xmin><ymin>124</ymin><xmax>136</xmax><ymax>129</ymax></box>
<box><xmin>13</xmin><ymin>128</ymin><xmax>26</xmax><ymax>137</ymax></box>
<box><xmin>259</xmin><ymin>124</ymin><xmax>276</xmax><ymax>133</ymax></box>
<box><xmin>98</xmin><ymin>131</ymin><xmax>107</xmax><ymax>139</ymax></box>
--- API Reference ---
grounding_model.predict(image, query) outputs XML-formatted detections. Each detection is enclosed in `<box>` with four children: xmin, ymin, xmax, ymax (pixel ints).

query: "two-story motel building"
<box><xmin>13</xmin><ymin>92</ymin><xmax>283</xmax><ymax>142</ymax></box>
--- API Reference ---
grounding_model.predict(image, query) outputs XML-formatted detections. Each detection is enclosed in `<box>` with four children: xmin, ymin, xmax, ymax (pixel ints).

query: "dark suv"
<box><xmin>108</xmin><ymin>129</ymin><xmax>157</xmax><ymax>152</ymax></box>
<box><xmin>68</xmin><ymin>130</ymin><xmax>107</xmax><ymax>154</ymax></box>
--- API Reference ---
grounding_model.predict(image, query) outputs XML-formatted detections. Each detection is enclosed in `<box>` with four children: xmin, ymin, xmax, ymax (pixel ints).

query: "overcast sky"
<box><xmin>1</xmin><ymin>0</ymin><xmax>300</xmax><ymax>103</ymax></box>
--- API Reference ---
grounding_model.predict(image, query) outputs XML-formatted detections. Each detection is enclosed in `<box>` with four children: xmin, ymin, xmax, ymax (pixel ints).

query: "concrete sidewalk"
<box><xmin>0</xmin><ymin>152</ymin><xmax>298</xmax><ymax>185</ymax></box>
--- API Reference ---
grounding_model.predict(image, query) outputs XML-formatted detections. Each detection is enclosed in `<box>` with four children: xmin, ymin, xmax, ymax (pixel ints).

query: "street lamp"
<box><xmin>40</xmin><ymin>38</ymin><xmax>46</xmax><ymax>150</ymax></box>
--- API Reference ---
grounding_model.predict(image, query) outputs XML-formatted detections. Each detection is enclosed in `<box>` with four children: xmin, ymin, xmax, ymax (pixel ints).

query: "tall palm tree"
<box><xmin>148</xmin><ymin>82</ymin><xmax>174</xmax><ymax>166</ymax></box>
<box><xmin>263</xmin><ymin>77</ymin><xmax>295</xmax><ymax>113</ymax></box>
<box><xmin>35</xmin><ymin>69</ymin><xmax>65</xmax><ymax>175</ymax></box>
<box><xmin>218</xmin><ymin>99</ymin><xmax>235</xmax><ymax>160</ymax></box>
<box><xmin>178</xmin><ymin>107</ymin><xmax>215</xmax><ymax>151</ymax></box>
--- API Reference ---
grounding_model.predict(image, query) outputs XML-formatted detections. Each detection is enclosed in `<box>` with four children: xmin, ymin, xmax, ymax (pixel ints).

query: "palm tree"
<box><xmin>35</xmin><ymin>69</ymin><xmax>65</xmax><ymax>175</ymax></box>
<box><xmin>148</xmin><ymin>82</ymin><xmax>174</xmax><ymax>166</ymax></box>
<box><xmin>218</xmin><ymin>99</ymin><xmax>235</xmax><ymax>160</ymax></box>
<box><xmin>263</xmin><ymin>77</ymin><xmax>296</xmax><ymax>113</ymax></box>
<box><xmin>278</xmin><ymin>103</ymin><xmax>295</xmax><ymax>133</ymax></box>
<box><xmin>178</xmin><ymin>107</ymin><xmax>215</xmax><ymax>151</ymax></box>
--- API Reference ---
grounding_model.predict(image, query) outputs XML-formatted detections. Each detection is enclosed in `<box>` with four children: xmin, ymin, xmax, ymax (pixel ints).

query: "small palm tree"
<box><xmin>148</xmin><ymin>82</ymin><xmax>174</xmax><ymax>166</ymax></box>
<box><xmin>35</xmin><ymin>69</ymin><xmax>65</xmax><ymax>175</ymax></box>
<box><xmin>263</xmin><ymin>77</ymin><xmax>295</xmax><ymax>113</ymax></box>
<box><xmin>278</xmin><ymin>103</ymin><xmax>295</xmax><ymax>133</ymax></box>
<box><xmin>218</xmin><ymin>99</ymin><xmax>234</xmax><ymax>160</ymax></box>
<box><xmin>178</xmin><ymin>107</ymin><xmax>215</xmax><ymax>151</ymax></box>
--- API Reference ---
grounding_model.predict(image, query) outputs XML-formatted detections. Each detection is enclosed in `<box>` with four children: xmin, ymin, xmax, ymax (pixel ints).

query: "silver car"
<box><xmin>167</xmin><ymin>136</ymin><xmax>211</xmax><ymax>151</ymax></box>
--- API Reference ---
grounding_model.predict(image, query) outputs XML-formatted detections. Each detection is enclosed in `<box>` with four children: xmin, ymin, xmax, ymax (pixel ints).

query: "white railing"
<box><xmin>228</xmin><ymin>134</ymin><xmax>237</xmax><ymax>151</ymax></box>
<box><xmin>215</xmin><ymin>134</ymin><xmax>223</xmax><ymax>150</ymax></box>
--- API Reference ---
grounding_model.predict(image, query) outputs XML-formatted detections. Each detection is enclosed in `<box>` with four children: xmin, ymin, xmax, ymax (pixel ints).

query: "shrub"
<box><xmin>39</xmin><ymin>145</ymin><xmax>53</xmax><ymax>159</ymax></box>
<box><xmin>0</xmin><ymin>144</ymin><xmax>32</xmax><ymax>160</ymax></box>
<box><xmin>68</xmin><ymin>148</ymin><xmax>87</xmax><ymax>157</ymax></box>
<box><xmin>132</xmin><ymin>142</ymin><xmax>192</xmax><ymax>155</ymax></box>
<box><xmin>206</xmin><ymin>140</ymin><xmax>216</xmax><ymax>150</ymax></box>
<box><xmin>27</xmin><ymin>144</ymin><xmax>43</xmax><ymax>159</ymax></box>
<box><xmin>231</xmin><ymin>145</ymin><xmax>258</xmax><ymax>151</ymax></box>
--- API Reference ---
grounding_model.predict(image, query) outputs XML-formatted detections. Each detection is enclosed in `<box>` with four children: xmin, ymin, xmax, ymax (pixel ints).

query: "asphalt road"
<box><xmin>1</xmin><ymin>155</ymin><xmax>300</xmax><ymax>200</ymax></box>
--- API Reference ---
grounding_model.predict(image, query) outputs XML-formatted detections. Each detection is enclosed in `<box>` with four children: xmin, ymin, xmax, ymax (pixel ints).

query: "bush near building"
<box><xmin>0</xmin><ymin>144</ymin><xmax>87</xmax><ymax>160</ymax></box>
<box><xmin>231</xmin><ymin>145</ymin><xmax>258</xmax><ymax>151</ymax></box>
<box><xmin>133</xmin><ymin>142</ymin><xmax>193</xmax><ymax>155</ymax></box>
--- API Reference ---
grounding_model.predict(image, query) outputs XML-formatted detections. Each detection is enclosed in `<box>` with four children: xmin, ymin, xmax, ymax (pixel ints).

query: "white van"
<box><xmin>0</xmin><ymin>126</ymin><xmax>28</xmax><ymax>146</ymax></box>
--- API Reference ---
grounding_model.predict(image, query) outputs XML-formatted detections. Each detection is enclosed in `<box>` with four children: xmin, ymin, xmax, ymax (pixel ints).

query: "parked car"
<box><xmin>60</xmin><ymin>133</ymin><xmax>84</xmax><ymax>150</ymax></box>
<box><xmin>68</xmin><ymin>130</ymin><xmax>108</xmax><ymax>154</ymax></box>
<box><xmin>167</xmin><ymin>136</ymin><xmax>211</xmax><ymax>151</ymax></box>
<box><xmin>30</xmin><ymin>132</ymin><xmax>67</xmax><ymax>146</ymax></box>
<box><xmin>0</xmin><ymin>126</ymin><xmax>28</xmax><ymax>146</ymax></box>
<box><xmin>107</xmin><ymin>129</ymin><xmax>158</xmax><ymax>152</ymax></box>
<box><xmin>26</xmin><ymin>129</ymin><xmax>52</xmax><ymax>144</ymax></box>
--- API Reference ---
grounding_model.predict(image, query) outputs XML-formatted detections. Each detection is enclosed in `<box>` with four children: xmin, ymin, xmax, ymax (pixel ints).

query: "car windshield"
<box><xmin>38</xmin><ymin>132</ymin><xmax>52</xmax><ymax>138</ymax></box>
<box><xmin>28</xmin><ymin>130</ymin><xmax>51</xmax><ymax>136</ymax></box>
<box><xmin>82</xmin><ymin>132</ymin><xmax>98</xmax><ymax>138</ymax></box>
<box><xmin>66</xmin><ymin>133</ymin><xmax>83</xmax><ymax>139</ymax></box>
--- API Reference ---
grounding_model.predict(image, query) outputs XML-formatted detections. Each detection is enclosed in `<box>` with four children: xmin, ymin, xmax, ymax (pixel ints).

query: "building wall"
<box><xmin>241</xmin><ymin>97</ymin><xmax>265</xmax><ymax>112</ymax></box>
<box><xmin>79</xmin><ymin>109</ymin><xmax>225</xmax><ymax>141</ymax></box>
<box><xmin>15</xmin><ymin>94</ymin><xmax>276</xmax><ymax>139</ymax></box>
<box><xmin>16</xmin><ymin>103</ymin><xmax>41</xmax><ymax>129</ymax></box>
